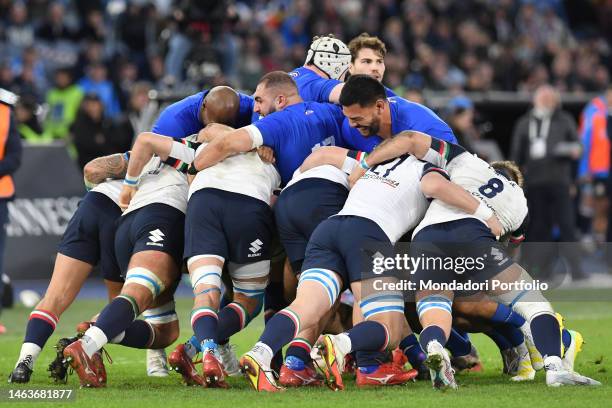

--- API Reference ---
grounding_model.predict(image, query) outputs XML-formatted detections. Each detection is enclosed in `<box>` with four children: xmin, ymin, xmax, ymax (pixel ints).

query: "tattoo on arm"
<box><xmin>84</xmin><ymin>153</ymin><xmax>128</xmax><ymax>184</ymax></box>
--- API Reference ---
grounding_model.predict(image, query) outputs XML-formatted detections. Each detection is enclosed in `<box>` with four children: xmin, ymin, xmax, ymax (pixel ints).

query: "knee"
<box><xmin>151</xmin><ymin>321</ymin><xmax>180</xmax><ymax>348</ymax></box>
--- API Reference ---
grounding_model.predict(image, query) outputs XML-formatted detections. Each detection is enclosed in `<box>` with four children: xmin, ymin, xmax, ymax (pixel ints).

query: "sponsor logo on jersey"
<box><xmin>248</xmin><ymin>239</ymin><xmax>263</xmax><ymax>257</ymax></box>
<box><xmin>147</xmin><ymin>229</ymin><xmax>165</xmax><ymax>247</ymax></box>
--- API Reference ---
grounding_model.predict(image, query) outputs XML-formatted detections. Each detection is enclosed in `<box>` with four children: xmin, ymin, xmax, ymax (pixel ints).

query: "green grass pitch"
<box><xmin>1</xmin><ymin>296</ymin><xmax>611</xmax><ymax>408</ymax></box>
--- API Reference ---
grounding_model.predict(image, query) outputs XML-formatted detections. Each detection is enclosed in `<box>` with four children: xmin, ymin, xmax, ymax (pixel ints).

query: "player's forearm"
<box><xmin>83</xmin><ymin>153</ymin><xmax>128</xmax><ymax>185</ymax></box>
<box><xmin>192</xmin><ymin>129</ymin><xmax>252</xmax><ymax>171</ymax></box>
<box><xmin>300</xmin><ymin>146</ymin><xmax>350</xmax><ymax>172</ymax></box>
<box><xmin>124</xmin><ymin>133</ymin><xmax>172</xmax><ymax>181</ymax></box>
<box><xmin>421</xmin><ymin>174</ymin><xmax>479</xmax><ymax>214</ymax></box>
<box><xmin>364</xmin><ymin>131</ymin><xmax>417</xmax><ymax>167</ymax></box>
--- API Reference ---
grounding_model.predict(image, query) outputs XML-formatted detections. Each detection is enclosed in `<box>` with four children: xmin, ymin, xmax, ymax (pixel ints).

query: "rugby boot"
<box><xmin>356</xmin><ymin>362</ymin><xmax>418</xmax><ymax>387</ymax></box>
<box><xmin>425</xmin><ymin>340</ymin><xmax>457</xmax><ymax>390</ymax></box>
<box><xmin>8</xmin><ymin>357</ymin><xmax>33</xmax><ymax>384</ymax></box>
<box><xmin>168</xmin><ymin>343</ymin><xmax>205</xmax><ymax>386</ymax></box>
<box><xmin>545</xmin><ymin>356</ymin><xmax>600</xmax><ymax>387</ymax></box>
<box><xmin>239</xmin><ymin>352</ymin><xmax>283</xmax><ymax>392</ymax></box>
<box><xmin>202</xmin><ymin>349</ymin><xmax>229</xmax><ymax>388</ymax></box>
<box><xmin>218</xmin><ymin>343</ymin><xmax>240</xmax><ymax>376</ymax></box>
<box><xmin>279</xmin><ymin>359</ymin><xmax>323</xmax><ymax>387</ymax></box>
<box><xmin>316</xmin><ymin>334</ymin><xmax>350</xmax><ymax>391</ymax></box>
<box><xmin>147</xmin><ymin>349</ymin><xmax>169</xmax><ymax>377</ymax></box>
<box><xmin>63</xmin><ymin>341</ymin><xmax>105</xmax><ymax>388</ymax></box>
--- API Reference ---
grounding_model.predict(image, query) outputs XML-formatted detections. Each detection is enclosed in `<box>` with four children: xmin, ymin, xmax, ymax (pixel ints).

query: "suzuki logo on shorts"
<box><xmin>147</xmin><ymin>229</ymin><xmax>165</xmax><ymax>247</ymax></box>
<box><xmin>248</xmin><ymin>239</ymin><xmax>263</xmax><ymax>257</ymax></box>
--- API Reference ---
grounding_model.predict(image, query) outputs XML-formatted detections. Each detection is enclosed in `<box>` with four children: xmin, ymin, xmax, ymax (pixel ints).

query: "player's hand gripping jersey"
<box><xmin>415</xmin><ymin>139</ymin><xmax>528</xmax><ymax>237</ymax></box>
<box><xmin>123</xmin><ymin>137</ymin><xmax>201</xmax><ymax>215</ymax></box>
<box><xmin>339</xmin><ymin>154</ymin><xmax>429</xmax><ymax>243</ymax></box>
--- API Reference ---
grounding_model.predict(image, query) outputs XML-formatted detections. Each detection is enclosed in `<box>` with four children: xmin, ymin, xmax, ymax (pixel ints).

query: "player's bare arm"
<box><xmin>348</xmin><ymin>131</ymin><xmax>432</xmax><ymax>187</ymax></box>
<box><xmin>83</xmin><ymin>153</ymin><xmax>128</xmax><ymax>189</ymax></box>
<box><xmin>198</xmin><ymin>122</ymin><xmax>235</xmax><ymax>143</ymax></box>
<box><xmin>328</xmin><ymin>83</ymin><xmax>344</xmax><ymax>104</ymax></box>
<box><xmin>119</xmin><ymin>132</ymin><xmax>178</xmax><ymax>210</ymax></box>
<box><xmin>420</xmin><ymin>171</ymin><xmax>503</xmax><ymax>237</ymax></box>
<box><xmin>192</xmin><ymin>128</ymin><xmax>254</xmax><ymax>172</ymax></box>
<box><xmin>299</xmin><ymin>146</ymin><xmax>350</xmax><ymax>172</ymax></box>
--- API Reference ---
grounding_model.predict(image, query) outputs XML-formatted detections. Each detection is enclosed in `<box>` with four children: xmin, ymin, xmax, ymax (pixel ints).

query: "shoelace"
<box><xmin>100</xmin><ymin>347</ymin><xmax>113</xmax><ymax>365</ymax></box>
<box><xmin>22</xmin><ymin>355</ymin><xmax>34</xmax><ymax>369</ymax></box>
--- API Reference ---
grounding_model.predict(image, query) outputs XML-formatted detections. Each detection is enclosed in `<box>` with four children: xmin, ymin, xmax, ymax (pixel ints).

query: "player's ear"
<box><xmin>376</xmin><ymin>99</ymin><xmax>385</xmax><ymax>113</ymax></box>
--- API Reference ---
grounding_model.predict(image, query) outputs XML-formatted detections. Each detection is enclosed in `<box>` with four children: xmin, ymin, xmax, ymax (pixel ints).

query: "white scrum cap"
<box><xmin>305</xmin><ymin>35</ymin><xmax>351</xmax><ymax>80</ymax></box>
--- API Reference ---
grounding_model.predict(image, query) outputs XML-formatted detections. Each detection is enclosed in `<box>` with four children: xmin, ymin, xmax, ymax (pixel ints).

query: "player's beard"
<box><xmin>357</xmin><ymin>118</ymin><xmax>380</xmax><ymax>137</ymax></box>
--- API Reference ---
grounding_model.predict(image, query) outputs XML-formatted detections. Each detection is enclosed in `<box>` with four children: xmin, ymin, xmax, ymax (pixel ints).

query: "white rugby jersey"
<box><xmin>91</xmin><ymin>179</ymin><xmax>123</xmax><ymax>207</ymax></box>
<box><xmin>284</xmin><ymin>151</ymin><xmax>360</xmax><ymax>190</ymax></box>
<box><xmin>339</xmin><ymin>154</ymin><xmax>429</xmax><ymax>243</ymax></box>
<box><xmin>124</xmin><ymin>156</ymin><xmax>189</xmax><ymax>215</ymax></box>
<box><xmin>412</xmin><ymin>139</ymin><xmax>528</xmax><ymax>237</ymax></box>
<box><xmin>189</xmin><ymin>143</ymin><xmax>280</xmax><ymax>205</ymax></box>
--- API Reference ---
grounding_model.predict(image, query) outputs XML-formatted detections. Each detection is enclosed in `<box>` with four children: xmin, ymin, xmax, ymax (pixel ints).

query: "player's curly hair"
<box><xmin>348</xmin><ymin>33</ymin><xmax>387</xmax><ymax>62</ymax></box>
<box><xmin>491</xmin><ymin>161</ymin><xmax>524</xmax><ymax>187</ymax></box>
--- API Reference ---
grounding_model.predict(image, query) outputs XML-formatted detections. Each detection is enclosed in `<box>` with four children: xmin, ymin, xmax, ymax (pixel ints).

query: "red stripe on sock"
<box><xmin>29</xmin><ymin>313</ymin><xmax>57</xmax><ymax>329</ymax></box>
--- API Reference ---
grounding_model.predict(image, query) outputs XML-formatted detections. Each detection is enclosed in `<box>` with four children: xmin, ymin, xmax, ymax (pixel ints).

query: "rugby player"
<box><xmin>359</xmin><ymin>130</ymin><xmax>601</xmax><ymax>388</ymax></box>
<box><xmin>288</xmin><ymin>35</ymin><xmax>351</xmax><ymax>103</ymax></box>
<box><xmin>62</xmin><ymin>133</ymin><xmax>197</xmax><ymax>387</ymax></box>
<box><xmin>9</xmin><ymin>158</ymin><xmax>126</xmax><ymax>384</ymax></box>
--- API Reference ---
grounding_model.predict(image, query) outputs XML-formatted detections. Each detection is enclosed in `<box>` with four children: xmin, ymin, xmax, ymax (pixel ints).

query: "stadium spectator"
<box><xmin>445</xmin><ymin>95</ymin><xmax>503</xmax><ymax>162</ymax></box>
<box><xmin>14</xmin><ymin>94</ymin><xmax>46</xmax><ymax>143</ymax></box>
<box><xmin>77</xmin><ymin>63</ymin><xmax>120</xmax><ymax>119</ymax></box>
<box><xmin>578</xmin><ymin>84</ymin><xmax>612</xmax><ymax>264</ymax></box>
<box><xmin>0</xmin><ymin>97</ymin><xmax>23</xmax><ymax>334</ymax></box>
<box><xmin>35</xmin><ymin>2</ymin><xmax>76</xmax><ymax>43</ymax></box>
<box><xmin>113</xmin><ymin>81</ymin><xmax>158</xmax><ymax>148</ymax></box>
<box><xmin>43</xmin><ymin>68</ymin><xmax>83</xmax><ymax>141</ymax></box>
<box><xmin>512</xmin><ymin>84</ymin><xmax>586</xmax><ymax>280</ymax></box>
<box><xmin>70</xmin><ymin>94</ymin><xmax>119</xmax><ymax>169</ymax></box>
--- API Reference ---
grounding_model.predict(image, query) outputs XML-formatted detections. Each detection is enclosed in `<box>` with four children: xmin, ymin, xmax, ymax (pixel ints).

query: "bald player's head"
<box><xmin>200</xmin><ymin>86</ymin><xmax>241</xmax><ymax>126</ymax></box>
<box><xmin>253</xmin><ymin>71</ymin><xmax>300</xmax><ymax>117</ymax></box>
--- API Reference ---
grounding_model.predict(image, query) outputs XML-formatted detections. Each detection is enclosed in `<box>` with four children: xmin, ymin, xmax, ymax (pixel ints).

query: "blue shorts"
<box><xmin>302</xmin><ymin>215</ymin><xmax>391</xmax><ymax>287</ymax></box>
<box><xmin>114</xmin><ymin>203</ymin><xmax>185</xmax><ymax>275</ymax></box>
<box><xmin>412</xmin><ymin>218</ymin><xmax>514</xmax><ymax>295</ymax></box>
<box><xmin>184</xmin><ymin>188</ymin><xmax>275</xmax><ymax>263</ymax></box>
<box><xmin>58</xmin><ymin>192</ymin><xmax>123</xmax><ymax>282</ymax></box>
<box><xmin>275</xmin><ymin>178</ymin><xmax>348</xmax><ymax>272</ymax></box>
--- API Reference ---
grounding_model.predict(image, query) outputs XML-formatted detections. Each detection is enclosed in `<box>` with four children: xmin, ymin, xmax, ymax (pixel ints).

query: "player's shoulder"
<box><xmin>289</xmin><ymin>66</ymin><xmax>307</xmax><ymax>79</ymax></box>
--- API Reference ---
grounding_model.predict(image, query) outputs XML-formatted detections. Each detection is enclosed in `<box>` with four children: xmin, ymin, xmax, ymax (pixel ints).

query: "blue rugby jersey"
<box><xmin>152</xmin><ymin>91</ymin><xmax>256</xmax><ymax>139</ymax></box>
<box><xmin>246</xmin><ymin>101</ymin><xmax>345</xmax><ymax>185</ymax></box>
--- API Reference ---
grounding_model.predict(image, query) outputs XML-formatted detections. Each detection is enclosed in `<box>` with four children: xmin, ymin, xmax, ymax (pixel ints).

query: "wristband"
<box><xmin>474</xmin><ymin>201</ymin><xmax>493</xmax><ymax>220</ymax></box>
<box><xmin>358</xmin><ymin>153</ymin><xmax>370</xmax><ymax>170</ymax></box>
<box><xmin>187</xmin><ymin>163</ymin><xmax>199</xmax><ymax>175</ymax></box>
<box><xmin>123</xmin><ymin>174</ymin><xmax>139</xmax><ymax>187</ymax></box>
